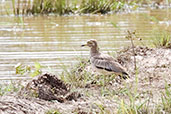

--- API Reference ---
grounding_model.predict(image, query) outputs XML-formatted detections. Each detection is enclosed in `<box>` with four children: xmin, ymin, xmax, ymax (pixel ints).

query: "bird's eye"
<box><xmin>88</xmin><ymin>42</ymin><xmax>92</xmax><ymax>44</ymax></box>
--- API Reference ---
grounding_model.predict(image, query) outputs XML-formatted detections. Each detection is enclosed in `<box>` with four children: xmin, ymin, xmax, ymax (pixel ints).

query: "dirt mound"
<box><xmin>0</xmin><ymin>73</ymin><xmax>81</xmax><ymax>114</ymax></box>
<box><xmin>117</xmin><ymin>46</ymin><xmax>171</xmax><ymax>88</ymax></box>
<box><xmin>19</xmin><ymin>73</ymin><xmax>81</xmax><ymax>102</ymax></box>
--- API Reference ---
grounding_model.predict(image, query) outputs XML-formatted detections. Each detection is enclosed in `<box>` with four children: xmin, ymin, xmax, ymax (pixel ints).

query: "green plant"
<box><xmin>46</xmin><ymin>109</ymin><xmax>62</xmax><ymax>114</ymax></box>
<box><xmin>116</xmin><ymin>71</ymin><xmax>150</xmax><ymax>114</ymax></box>
<box><xmin>80</xmin><ymin>0</ymin><xmax>114</xmax><ymax>14</ymax></box>
<box><xmin>15</xmin><ymin>16</ymin><xmax>24</xmax><ymax>26</ymax></box>
<box><xmin>152</xmin><ymin>30</ymin><xmax>171</xmax><ymax>48</ymax></box>
<box><xmin>59</xmin><ymin>56</ymin><xmax>118</xmax><ymax>88</ymax></box>
<box><xmin>95</xmin><ymin>103</ymin><xmax>110</xmax><ymax>114</ymax></box>
<box><xmin>12</xmin><ymin>0</ymin><xmax>140</xmax><ymax>15</ymax></box>
<box><xmin>15</xmin><ymin>62</ymin><xmax>42</xmax><ymax>77</ymax></box>
<box><xmin>0</xmin><ymin>81</ymin><xmax>23</xmax><ymax>96</ymax></box>
<box><xmin>117</xmin><ymin>90</ymin><xmax>149</xmax><ymax>114</ymax></box>
<box><xmin>59</xmin><ymin>57</ymin><xmax>92</xmax><ymax>88</ymax></box>
<box><xmin>159</xmin><ymin>83</ymin><xmax>171</xmax><ymax>113</ymax></box>
<box><xmin>13</xmin><ymin>0</ymin><xmax>72</xmax><ymax>15</ymax></box>
<box><xmin>12</xmin><ymin>0</ymin><xmax>16</xmax><ymax>14</ymax></box>
<box><xmin>143</xmin><ymin>14</ymin><xmax>159</xmax><ymax>23</ymax></box>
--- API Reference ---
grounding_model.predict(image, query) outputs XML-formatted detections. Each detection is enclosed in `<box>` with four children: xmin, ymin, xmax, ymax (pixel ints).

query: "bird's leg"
<box><xmin>102</xmin><ymin>75</ymin><xmax>106</xmax><ymax>87</ymax></box>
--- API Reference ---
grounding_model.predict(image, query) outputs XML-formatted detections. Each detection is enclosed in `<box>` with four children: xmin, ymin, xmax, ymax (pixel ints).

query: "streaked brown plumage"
<box><xmin>81</xmin><ymin>39</ymin><xmax>129</xmax><ymax>79</ymax></box>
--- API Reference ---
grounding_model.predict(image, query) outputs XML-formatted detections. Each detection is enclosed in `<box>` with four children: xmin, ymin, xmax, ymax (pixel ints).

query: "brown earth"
<box><xmin>0</xmin><ymin>46</ymin><xmax>170</xmax><ymax>114</ymax></box>
<box><xmin>18</xmin><ymin>73</ymin><xmax>81</xmax><ymax>102</ymax></box>
<box><xmin>117</xmin><ymin>46</ymin><xmax>171</xmax><ymax>89</ymax></box>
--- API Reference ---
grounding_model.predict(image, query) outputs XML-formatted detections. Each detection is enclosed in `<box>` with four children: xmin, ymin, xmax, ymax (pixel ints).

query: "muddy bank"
<box><xmin>0</xmin><ymin>46</ymin><xmax>170</xmax><ymax>114</ymax></box>
<box><xmin>117</xmin><ymin>46</ymin><xmax>171</xmax><ymax>88</ymax></box>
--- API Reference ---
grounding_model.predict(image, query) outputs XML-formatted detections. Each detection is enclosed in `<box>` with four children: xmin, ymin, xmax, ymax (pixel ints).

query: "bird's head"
<box><xmin>81</xmin><ymin>39</ymin><xmax>98</xmax><ymax>48</ymax></box>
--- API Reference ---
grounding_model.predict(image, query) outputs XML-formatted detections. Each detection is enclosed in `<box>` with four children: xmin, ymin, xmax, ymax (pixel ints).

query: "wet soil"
<box><xmin>0</xmin><ymin>46</ymin><xmax>170</xmax><ymax>114</ymax></box>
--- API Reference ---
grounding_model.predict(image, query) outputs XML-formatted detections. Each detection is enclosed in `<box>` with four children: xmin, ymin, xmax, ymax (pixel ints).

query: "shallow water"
<box><xmin>0</xmin><ymin>1</ymin><xmax>171</xmax><ymax>80</ymax></box>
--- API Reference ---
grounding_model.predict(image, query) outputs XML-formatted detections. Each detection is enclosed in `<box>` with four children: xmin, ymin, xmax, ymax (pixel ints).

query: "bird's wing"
<box><xmin>91</xmin><ymin>54</ymin><xmax>126</xmax><ymax>73</ymax></box>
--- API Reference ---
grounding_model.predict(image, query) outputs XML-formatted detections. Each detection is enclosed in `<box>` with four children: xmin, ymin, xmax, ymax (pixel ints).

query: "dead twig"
<box><xmin>125</xmin><ymin>30</ymin><xmax>139</xmax><ymax>74</ymax></box>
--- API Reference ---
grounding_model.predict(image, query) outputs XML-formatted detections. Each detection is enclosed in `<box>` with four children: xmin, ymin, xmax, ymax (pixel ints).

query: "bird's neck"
<box><xmin>90</xmin><ymin>46</ymin><xmax>100</xmax><ymax>57</ymax></box>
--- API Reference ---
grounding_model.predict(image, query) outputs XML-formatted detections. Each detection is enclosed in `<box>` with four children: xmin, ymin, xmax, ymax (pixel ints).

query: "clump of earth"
<box><xmin>18</xmin><ymin>73</ymin><xmax>81</xmax><ymax>102</ymax></box>
<box><xmin>0</xmin><ymin>46</ymin><xmax>170</xmax><ymax>114</ymax></box>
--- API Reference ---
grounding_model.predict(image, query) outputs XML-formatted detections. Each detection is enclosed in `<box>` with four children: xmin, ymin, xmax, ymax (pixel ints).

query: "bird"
<box><xmin>81</xmin><ymin>39</ymin><xmax>129</xmax><ymax>79</ymax></box>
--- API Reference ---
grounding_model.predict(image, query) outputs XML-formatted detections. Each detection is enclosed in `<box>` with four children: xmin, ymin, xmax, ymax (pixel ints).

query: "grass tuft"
<box><xmin>46</xmin><ymin>109</ymin><xmax>62</xmax><ymax>114</ymax></box>
<box><xmin>15</xmin><ymin>62</ymin><xmax>42</xmax><ymax>77</ymax></box>
<box><xmin>59</xmin><ymin>57</ymin><xmax>91</xmax><ymax>88</ymax></box>
<box><xmin>152</xmin><ymin>30</ymin><xmax>171</xmax><ymax>48</ymax></box>
<box><xmin>0</xmin><ymin>81</ymin><xmax>23</xmax><ymax>96</ymax></box>
<box><xmin>159</xmin><ymin>83</ymin><xmax>171</xmax><ymax>113</ymax></box>
<box><xmin>80</xmin><ymin>0</ymin><xmax>116</xmax><ymax>14</ymax></box>
<box><xmin>11</xmin><ymin>0</ymin><xmax>141</xmax><ymax>15</ymax></box>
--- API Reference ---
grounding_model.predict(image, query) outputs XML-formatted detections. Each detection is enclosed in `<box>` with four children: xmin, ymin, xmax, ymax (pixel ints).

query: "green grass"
<box><xmin>0</xmin><ymin>54</ymin><xmax>170</xmax><ymax>113</ymax></box>
<box><xmin>0</xmin><ymin>62</ymin><xmax>42</xmax><ymax>96</ymax></box>
<box><xmin>13</xmin><ymin>0</ymin><xmax>73</xmax><ymax>15</ymax></box>
<box><xmin>46</xmin><ymin>109</ymin><xmax>62</xmax><ymax>114</ymax></box>
<box><xmin>59</xmin><ymin>57</ymin><xmax>119</xmax><ymax>88</ymax></box>
<box><xmin>116</xmin><ymin>73</ymin><xmax>149</xmax><ymax>114</ymax></box>
<box><xmin>11</xmin><ymin>0</ymin><xmax>149</xmax><ymax>15</ymax></box>
<box><xmin>152</xmin><ymin>30</ymin><xmax>171</xmax><ymax>48</ymax></box>
<box><xmin>59</xmin><ymin>57</ymin><xmax>92</xmax><ymax>88</ymax></box>
<box><xmin>158</xmin><ymin>83</ymin><xmax>171</xmax><ymax>113</ymax></box>
<box><xmin>0</xmin><ymin>81</ymin><xmax>23</xmax><ymax>96</ymax></box>
<box><xmin>15</xmin><ymin>62</ymin><xmax>42</xmax><ymax>77</ymax></box>
<box><xmin>116</xmin><ymin>82</ymin><xmax>171</xmax><ymax>114</ymax></box>
<box><xmin>143</xmin><ymin>14</ymin><xmax>171</xmax><ymax>49</ymax></box>
<box><xmin>94</xmin><ymin>103</ymin><xmax>111</xmax><ymax>114</ymax></box>
<box><xmin>79</xmin><ymin>0</ymin><xmax>126</xmax><ymax>14</ymax></box>
<box><xmin>12</xmin><ymin>0</ymin><xmax>171</xmax><ymax>15</ymax></box>
<box><xmin>117</xmin><ymin>92</ymin><xmax>150</xmax><ymax>114</ymax></box>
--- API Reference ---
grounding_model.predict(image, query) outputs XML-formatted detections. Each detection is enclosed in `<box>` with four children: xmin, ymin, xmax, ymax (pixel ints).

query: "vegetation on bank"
<box><xmin>0</xmin><ymin>28</ymin><xmax>170</xmax><ymax>113</ymax></box>
<box><xmin>1</xmin><ymin>0</ymin><xmax>170</xmax><ymax>113</ymax></box>
<box><xmin>12</xmin><ymin>0</ymin><xmax>171</xmax><ymax>15</ymax></box>
<box><xmin>152</xmin><ymin>30</ymin><xmax>171</xmax><ymax>48</ymax></box>
<box><xmin>1</xmin><ymin>57</ymin><xmax>170</xmax><ymax>114</ymax></box>
<box><xmin>0</xmin><ymin>81</ymin><xmax>23</xmax><ymax>96</ymax></box>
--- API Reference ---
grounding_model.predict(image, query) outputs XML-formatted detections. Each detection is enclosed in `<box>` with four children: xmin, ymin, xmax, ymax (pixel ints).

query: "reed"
<box><xmin>80</xmin><ymin>0</ymin><xmax>116</xmax><ymax>14</ymax></box>
<box><xmin>11</xmin><ymin>0</ymin><xmax>171</xmax><ymax>15</ymax></box>
<box><xmin>12</xmin><ymin>0</ymin><xmax>73</xmax><ymax>15</ymax></box>
<box><xmin>11</xmin><ymin>0</ymin><xmax>141</xmax><ymax>15</ymax></box>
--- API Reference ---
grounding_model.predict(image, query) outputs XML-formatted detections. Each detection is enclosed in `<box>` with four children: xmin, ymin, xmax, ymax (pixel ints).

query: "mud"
<box><xmin>116</xmin><ymin>46</ymin><xmax>171</xmax><ymax>103</ymax></box>
<box><xmin>20</xmin><ymin>73</ymin><xmax>82</xmax><ymax>102</ymax></box>
<box><xmin>0</xmin><ymin>46</ymin><xmax>170</xmax><ymax>114</ymax></box>
<box><xmin>0</xmin><ymin>95</ymin><xmax>56</xmax><ymax>114</ymax></box>
<box><xmin>117</xmin><ymin>46</ymin><xmax>171</xmax><ymax>87</ymax></box>
<box><xmin>0</xmin><ymin>73</ymin><xmax>82</xmax><ymax>114</ymax></box>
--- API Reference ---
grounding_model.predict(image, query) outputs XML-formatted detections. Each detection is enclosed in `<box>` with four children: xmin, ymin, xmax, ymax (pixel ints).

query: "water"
<box><xmin>0</xmin><ymin>1</ymin><xmax>171</xmax><ymax>80</ymax></box>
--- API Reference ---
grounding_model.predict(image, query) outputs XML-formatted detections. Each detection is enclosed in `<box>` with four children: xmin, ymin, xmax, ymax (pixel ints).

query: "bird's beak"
<box><xmin>81</xmin><ymin>44</ymin><xmax>87</xmax><ymax>47</ymax></box>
